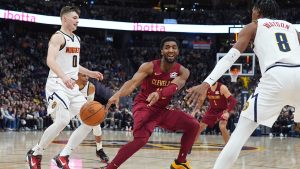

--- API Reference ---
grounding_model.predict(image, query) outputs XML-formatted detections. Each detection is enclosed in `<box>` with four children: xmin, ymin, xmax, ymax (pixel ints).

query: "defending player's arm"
<box><xmin>46</xmin><ymin>33</ymin><xmax>75</xmax><ymax>89</ymax></box>
<box><xmin>220</xmin><ymin>85</ymin><xmax>237</xmax><ymax>120</ymax></box>
<box><xmin>106</xmin><ymin>62</ymin><xmax>153</xmax><ymax>110</ymax></box>
<box><xmin>79</xmin><ymin>65</ymin><xmax>103</xmax><ymax>81</ymax></box>
<box><xmin>87</xmin><ymin>83</ymin><xmax>96</xmax><ymax>102</ymax></box>
<box><xmin>147</xmin><ymin>65</ymin><xmax>190</xmax><ymax>106</ymax></box>
<box><xmin>185</xmin><ymin>22</ymin><xmax>257</xmax><ymax>109</ymax></box>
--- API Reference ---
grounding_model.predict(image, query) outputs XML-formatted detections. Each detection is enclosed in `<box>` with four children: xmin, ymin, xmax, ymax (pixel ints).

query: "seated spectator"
<box><xmin>122</xmin><ymin>109</ymin><xmax>133</xmax><ymax>131</ymax></box>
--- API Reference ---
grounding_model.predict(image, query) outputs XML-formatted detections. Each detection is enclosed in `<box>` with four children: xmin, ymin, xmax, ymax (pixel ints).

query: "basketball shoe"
<box><xmin>96</xmin><ymin>148</ymin><xmax>110</xmax><ymax>162</ymax></box>
<box><xmin>52</xmin><ymin>154</ymin><xmax>70</xmax><ymax>169</ymax></box>
<box><xmin>26</xmin><ymin>149</ymin><xmax>42</xmax><ymax>169</ymax></box>
<box><xmin>170</xmin><ymin>159</ymin><xmax>192</xmax><ymax>169</ymax></box>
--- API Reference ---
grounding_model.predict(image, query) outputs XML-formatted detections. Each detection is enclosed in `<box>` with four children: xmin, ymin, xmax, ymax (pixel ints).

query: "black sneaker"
<box><xmin>26</xmin><ymin>149</ymin><xmax>42</xmax><ymax>169</ymax></box>
<box><xmin>96</xmin><ymin>148</ymin><xmax>109</xmax><ymax>163</ymax></box>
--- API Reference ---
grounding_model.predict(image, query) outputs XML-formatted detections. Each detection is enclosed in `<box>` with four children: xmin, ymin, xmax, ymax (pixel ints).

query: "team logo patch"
<box><xmin>242</xmin><ymin>101</ymin><xmax>249</xmax><ymax>111</ymax></box>
<box><xmin>170</xmin><ymin>72</ymin><xmax>178</xmax><ymax>78</ymax></box>
<box><xmin>52</xmin><ymin>101</ymin><xmax>57</xmax><ymax>109</ymax></box>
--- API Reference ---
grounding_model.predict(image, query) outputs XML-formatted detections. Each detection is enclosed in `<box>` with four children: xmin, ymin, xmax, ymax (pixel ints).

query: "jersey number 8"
<box><xmin>275</xmin><ymin>33</ymin><xmax>291</xmax><ymax>52</ymax></box>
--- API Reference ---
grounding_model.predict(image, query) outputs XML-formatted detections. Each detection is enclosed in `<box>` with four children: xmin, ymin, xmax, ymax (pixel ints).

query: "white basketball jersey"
<box><xmin>80</xmin><ymin>81</ymin><xmax>89</xmax><ymax>98</ymax></box>
<box><xmin>48</xmin><ymin>31</ymin><xmax>80</xmax><ymax>80</ymax></box>
<box><xmin>254</xmin><ymin>18</ymin><xmax>300</xmax><ymax>73</ymax></box>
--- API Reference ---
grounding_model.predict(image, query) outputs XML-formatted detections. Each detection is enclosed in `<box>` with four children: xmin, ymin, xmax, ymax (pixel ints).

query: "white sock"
<box><xmin>96</xmin><ymin>141</ymin><xmax>103</xmax><ymax>150</ymax></box>
<box><xmin>60</xmin><ymin>124</ymin><xmax>92</xmax><ymax>156</ymax></box>
<box><xmin>32</xmin><ymin>144</ymin><xmax>44</xmax><ymax>156</ymax></box>
<box><xmin>213</xmin><ymin>117</ymin><xmax>258</xmax><ymax>169</ymax></box>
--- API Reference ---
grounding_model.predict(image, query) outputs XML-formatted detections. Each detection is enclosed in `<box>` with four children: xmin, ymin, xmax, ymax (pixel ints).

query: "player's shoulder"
<box><xmin>139</xmin><ymin>61</ymin><xmax>154</xmax><ymax>74</ymax></box>
<box><xmin>88</xmin><ymin>82</ymin><xmax>96</xmax><ymax>94</ymax></box>
<box><xmin>50</xmin><ymin>31</ymin><xmax>65</xmax><ymax>44</ymax></box>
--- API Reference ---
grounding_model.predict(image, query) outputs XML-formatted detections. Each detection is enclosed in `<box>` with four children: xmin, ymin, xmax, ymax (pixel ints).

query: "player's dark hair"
<box><xmin>60</xmin><ymin>6</ymin><xmax>80</xmax><ymax>18</ymax></box>
<box><xmin>253</xmin><ymin>0</ymin><xmax>279</xmax><ymax>19</ymax></box>
<box><xmin>160</xmin><ymin>37</ymin><xmax>180</xmax><ymax>50</ymax></box>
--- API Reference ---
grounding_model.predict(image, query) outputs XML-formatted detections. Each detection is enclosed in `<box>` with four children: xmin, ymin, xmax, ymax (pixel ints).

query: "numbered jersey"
<box><xmin>48</xmin><ymin>31</ymin><xmax>80</xmax><ymax>80</ymax></box>
<box><xmin>207</xmin><ymin>82</ymin><xmax>227</xmax><ymax>112</ymax></box>
<box><xmin>254</xmin><ymin>18</ymin><xmax>299</xmax><ymax>73</ymax></box>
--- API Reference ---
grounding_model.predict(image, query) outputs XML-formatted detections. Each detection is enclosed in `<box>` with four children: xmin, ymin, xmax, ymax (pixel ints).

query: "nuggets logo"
<box><xmin>243</xmin><ymin>101</ymin><xmax>249</xmax><ymax>111</ymax></box>
<box><xmin>52</xmin><ymin>101</ymin><xmax>57</xmax><ymax>109</ymax></box>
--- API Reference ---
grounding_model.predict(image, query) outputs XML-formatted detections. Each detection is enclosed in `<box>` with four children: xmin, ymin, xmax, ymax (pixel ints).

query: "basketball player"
<box><xmin>26</xmin><ymin>6</ymin><xmax>103</xmax><ymax>169</ymax></box>
<box><xmin>185</xmin><ymin>0</ymin><xmax>300</xmax><ymax>168</ymax></box>
<box><xmin>105</xmin><ymin>37</ymin><xmax>199</xmax><ymax>169</ymax></box>
<box><xmin>76</xmin><ymin>73</ymin><xmax>109</xmax><ymax>163</ymax></box>
<box><xmin>192</xmin><ymin>82</ymin><xmax>237</xmax><ymax>148</ymax></box>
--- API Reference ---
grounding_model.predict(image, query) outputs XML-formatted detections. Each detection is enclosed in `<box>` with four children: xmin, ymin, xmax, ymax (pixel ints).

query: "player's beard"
<box><xmin>163</xmin><ymin>55</ymin><xmax>177</xmax><ymax>63</ymax></box>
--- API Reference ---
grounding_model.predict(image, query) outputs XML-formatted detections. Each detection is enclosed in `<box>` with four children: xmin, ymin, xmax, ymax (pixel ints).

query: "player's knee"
<box><xmin>52</xmin><ymin>108</ymin><xmax>71</xmax><ymax>127</ymax></box>
<box><xmin>93</xmin><ymin>125</ymin><xmax>102</xmax><ymax>136</ymax></box>
<box><xmin>182</xmin><ymin>119</ymin><xmax>200</xmax><ymax>133</ymax></box>
<box><xmin>134</xmin><ymin>137</ymin><xmax>149</xmax><ymax>147</ymax></box>
<box><xmin>219</xmin><ymin>121</ymin><xmax>227</xmax><ymax>131</ymax></box>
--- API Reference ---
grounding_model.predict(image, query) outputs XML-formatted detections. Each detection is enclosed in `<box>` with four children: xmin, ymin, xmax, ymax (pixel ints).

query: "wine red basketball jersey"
<box><xmin>134</xmin><ymin>59</ymin><xmax>181</xmax><ymax>108</ymax></box>
<box><xmin>207</xmin><ymin>82</ymin><xmax>228</xmax><ymax>111</ymax></box>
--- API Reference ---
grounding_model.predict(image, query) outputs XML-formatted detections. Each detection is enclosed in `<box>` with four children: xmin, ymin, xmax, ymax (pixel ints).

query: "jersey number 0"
<box><xmin>73</xmin><ymin>55</ymin><xmax>77</xmax><ymax>67</ymax></box>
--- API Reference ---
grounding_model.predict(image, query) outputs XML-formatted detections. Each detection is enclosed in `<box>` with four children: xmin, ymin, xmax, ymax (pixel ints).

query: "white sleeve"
<box><xmin>204</xmin><ymin>48</ymin><xmax>241</xmax><ymax>86</ymax></box>
<box><xmin>87</xmin><ymin>92</ymin><xmax>95</xmax><ymax>102</ymax></box>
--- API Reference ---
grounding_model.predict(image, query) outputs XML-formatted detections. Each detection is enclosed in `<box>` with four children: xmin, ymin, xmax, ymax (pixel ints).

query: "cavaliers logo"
<box><xmin>242</xmin><ymin>101</ymin><xmax>249</xmax><ymax>111</ymax></box>
<box><xmin>52</xmin><ymin>101</ymin><xmax>57</xmax><ymax>109</ymax></box>
<box><xmin>170</xmin><ymin>72</ymin><xmax>178</xmax><ymax>78</ymax></box>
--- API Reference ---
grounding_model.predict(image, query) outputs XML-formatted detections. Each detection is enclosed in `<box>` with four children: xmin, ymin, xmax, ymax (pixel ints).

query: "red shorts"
<box><xmin>202</xmin><ymin>110</ymin><xmax>226</xmax><ymax>128</ymax></box>
<box><xmin>132</xmin><ymin>102</ymin><xmax>198</xmax><ymax>137</ymax></box>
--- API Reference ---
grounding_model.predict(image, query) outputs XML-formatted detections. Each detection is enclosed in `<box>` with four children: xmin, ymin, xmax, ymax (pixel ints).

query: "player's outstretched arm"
<box><xmin>106</xmin><ymin>62</ymin><xmax>152</xmax><ymax>110</ymax></box>
<box><xmin>79</xmin><ymin>65</ymin><xmax>103</xmax><ymax>81</ymax></box>
<box><xmin>185</xmin><ymin>22</ymin><xmax>257</xmax><ymax>109</ymax></box>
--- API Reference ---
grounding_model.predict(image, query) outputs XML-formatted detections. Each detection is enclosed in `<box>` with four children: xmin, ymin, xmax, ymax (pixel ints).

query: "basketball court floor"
<box><xmin>0</xmin><ymin>130</ymin><xmax>300</xmax><ymax>169</ymax></box>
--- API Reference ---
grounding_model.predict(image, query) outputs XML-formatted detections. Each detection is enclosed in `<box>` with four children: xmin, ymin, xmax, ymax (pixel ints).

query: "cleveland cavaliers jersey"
<box><xmin>254</xmin><ymin>18</ymin><xmax>299</xmax><ymax>73</ymax></box>
<box><xmin>134</xmin><ymin>59</ymin><xmax>181</xmax><ymax>108</ymax></box>
<box><xmin>206</xmin><ymin>82</ymin><xmax>227</xmax><ymax>112</ymax></box>
<box><xmin>48</xmin><ymin>30</ymin><xmax>80</xmax><ymax>80</ymax></box>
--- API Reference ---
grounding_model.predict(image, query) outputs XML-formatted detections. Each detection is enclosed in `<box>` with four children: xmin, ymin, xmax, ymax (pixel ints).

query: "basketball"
<box><xmin>80</xmin><ymin>101</ymin><xmax>106</xmax><ymax>126</ymax></box>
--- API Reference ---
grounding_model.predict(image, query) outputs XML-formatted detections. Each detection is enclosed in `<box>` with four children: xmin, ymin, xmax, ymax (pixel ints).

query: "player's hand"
<box><xmin>106</xmin><ymin>93</ymin><xmax>120</xmax><ymax>111</ymax></box>
<box><xmin>62</xmin><ymin>75</ymin><xmax>75</xmax><ymax>89</ymax></box>
<box><xmin>146</xmin><ymin>92</ymin><xmax>160</xmax><ymax>107</ymax></box>
<box><xmin>221</xmin><ymin>111</ymin><xmax>230</xmax><ymax>120</ymax></box>
<box><xmin>184</xmin><ymin>82</ymin><xmax>210</xmax><ymax>111</ymax></box>
<box><xmin>88</xmin><ymin>71</ymin><xmax>103</xmax><ymax>81</ymax></box>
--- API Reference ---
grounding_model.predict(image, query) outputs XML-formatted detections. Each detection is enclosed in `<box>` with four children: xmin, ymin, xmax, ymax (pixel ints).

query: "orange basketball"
<box><xmin>80</xmin><ymin>101</ymin><xmax>106</xmax><ymax>126</ymax></box>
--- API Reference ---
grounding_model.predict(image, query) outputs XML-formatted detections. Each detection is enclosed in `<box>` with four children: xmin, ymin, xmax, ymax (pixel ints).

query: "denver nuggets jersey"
<box><xmin>254</xmin><ymin>18</ymin><xmax>299</xmax><ymax>73</ymax></box>
<box><xmin>48</xmin><ymin>31</ymin><xmax>80</xmax><ymax>80</ymax></box>
<box><xmin>134</xmin><ymin>59</ymin><xmax>181</xmax><ymax>108</ymax></box>
<box><xmin>80</xmin><ymin>81</ymin><xmax>90</xmax><ymax>98</ymax></box>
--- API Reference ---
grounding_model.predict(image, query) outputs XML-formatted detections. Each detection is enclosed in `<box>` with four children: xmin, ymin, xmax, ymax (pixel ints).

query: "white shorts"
<box><xmin>46</xmin><ymin>78</ymin><xmax>86</xmax><ymax>118</ymax></box>
<box><xmin>241</xmin><ymin>64</ymin><xmax>300</xmax><ymax>127</ymax></box>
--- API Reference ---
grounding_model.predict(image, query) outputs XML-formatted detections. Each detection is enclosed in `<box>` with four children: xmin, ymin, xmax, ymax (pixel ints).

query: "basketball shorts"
<box><xmin>241</xmin><ymin>64</ymin><xmax>300</xmax><ymax>127</ymax></box>
<box><xmin>202</xmin><ymin>110</ymin><xmax>225</xmax><ymax>128</ymax></box>
<box><xmin>46</xmin><ymin>78</ymin><xmax>86</xmax><ymax>119</ymax></box>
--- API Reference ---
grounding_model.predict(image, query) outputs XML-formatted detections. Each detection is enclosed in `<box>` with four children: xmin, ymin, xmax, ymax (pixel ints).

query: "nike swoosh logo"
<box><xmin>31</xmin><ymin>160</ymin><xmax>36</xmax><ymax>167</ymax></box>
<box><xmin>60</xmin><ymin>159</ymin><xmax>66</xmax><ymax>166</ymax></box>
<box><xmin>154</xmin><ymin>72</ymin><xmax>161</xmax><ymax>76</ymax></box>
